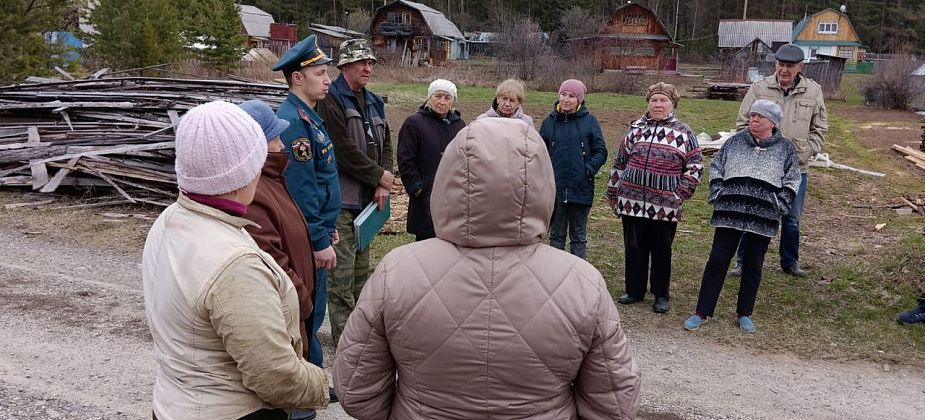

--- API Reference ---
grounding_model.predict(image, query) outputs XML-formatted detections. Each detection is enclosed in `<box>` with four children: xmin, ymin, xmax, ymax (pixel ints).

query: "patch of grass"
<box><xmin>368</xmin><ymin>84</ymin><xmax>925</xmax><ymax>367</ymax></box>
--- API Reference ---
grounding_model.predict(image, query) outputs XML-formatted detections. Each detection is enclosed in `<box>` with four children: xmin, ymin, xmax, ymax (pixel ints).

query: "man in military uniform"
<box><xmin>316</xmin><ymin>38</ymin><xmax>394</xmax><ymax>346</ymax></box>
<box><xmin>731</xmin><ymin>44</ymin><xmax>828</xmax><ymax>278</ymax></box>
<box><xmin>273</xmin><ymin>35</ymin><xmax>341</xmax><ymax>385</ymax></box>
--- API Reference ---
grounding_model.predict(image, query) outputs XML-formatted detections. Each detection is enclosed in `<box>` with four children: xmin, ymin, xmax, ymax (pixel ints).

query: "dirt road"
<box><xmin>1</xmin><ymin>227</ymin><xmax>922</xmax><ymax>419</ymax></box>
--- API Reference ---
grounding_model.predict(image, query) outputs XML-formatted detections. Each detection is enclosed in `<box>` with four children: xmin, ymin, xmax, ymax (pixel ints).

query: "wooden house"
<box><xmin>570</xmin><ymin>2</ymin><xmax>680</xmax><ymax>71</ymax></box>
<box><xmin>239</xmin><ymin>5</ymin><xmax>274</xmax><ymax>49</ymax></box>
<box><xmin>718</xmin><ymin>20</ymin><xmax>791</xmax><ymax>61</ymax></box>
<box><xmin>369</xmin><ymin>0</ymin><xmax>467</xmax><ymax>66</ymax></box>
<box><xmin>792</xmin><ymin>8</ymin><xmax>867</xmax><ymax>63</ymax></box>
<box><xmin>267</xmin><ymin>23</ymin><xmax>299</xmax><ymax>58</ymax></box>
<box><xmin>309</xmin><ymin>24</ymin><xmax>366</xmax><ymax>62</ymax></box>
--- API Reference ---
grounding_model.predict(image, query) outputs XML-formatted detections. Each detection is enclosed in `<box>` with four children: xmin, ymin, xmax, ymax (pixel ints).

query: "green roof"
<box><xmin>793</xmin><ymin>40</ymin><xmax>865</xmax><ymax>48</ymax></box>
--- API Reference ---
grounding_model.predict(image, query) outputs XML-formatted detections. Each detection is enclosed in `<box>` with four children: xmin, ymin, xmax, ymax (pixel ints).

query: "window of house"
<box><xmin>817</xmin><ymin>22</ymin><xmax>838</xmax><ymax>34</ymax></box>
<box><xmin>402</xmin><ymin>12</ymin><xmax>412</xmax><ymax>24</ymax></box>
<box><xmin>387</xmin><ymin>12</ymin><xmax>401</xmax><ymax>23</ymax></box>
<box><xmin>635</xmin><ymin>46</ymin><xmax>655</xmax><ymax>57</ymax></box>
<box><xmin>622</xmin><ymin>13</ymin><xmax>647</xmax><ymax>25</ymax></box>
<box><xmin>414</xmin><ymin>37</ymin><xmax>428</xmax><ymax>52</ymax></box>
<box><xmin>839</xmin><ymin>48</ymin><xmax>854</xmax><ymax>59</ymax></box>
<box><xmin>810</xmin><ymin>48</ymin><xmax>818</xmax><ymax>57</ymax></box>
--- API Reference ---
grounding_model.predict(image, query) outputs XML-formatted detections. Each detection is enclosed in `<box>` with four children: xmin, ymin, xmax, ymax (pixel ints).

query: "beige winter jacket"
<box><xmin>334</xmin><ymin>118</ymin><xmax>641</xmax><ymax>419</ymax></box>
<box><xmin>142</xmin><ymin>195</ymin><xmax>328</xmax><ymax>420</ymax></box>
<box><xmin>736</xmin><ymin>74</ymin><xmax>828</xmax><ymax>173</ymax></box>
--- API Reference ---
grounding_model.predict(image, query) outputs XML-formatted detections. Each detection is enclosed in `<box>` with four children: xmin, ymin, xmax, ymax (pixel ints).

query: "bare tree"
<box><xmin>497</xmin><ymin>15</ymin><xmax>547</xmax><ymax>81</ymax></box>
<box><xmin>558</xmin><ymin>6</ymin><xmax>604</xmax><ymax>41</ymax></box>
<box><xmin>345</xmin><ymin>8</ymin><xmax>371</xmax><ymax>33</ymax></box>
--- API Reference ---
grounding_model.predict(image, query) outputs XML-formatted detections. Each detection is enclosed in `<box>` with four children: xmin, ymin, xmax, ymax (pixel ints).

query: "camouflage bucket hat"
<box><xmin>338</xmin><ymin>38</ymin><xmax>377</xmax><ymax>67</ymax></box>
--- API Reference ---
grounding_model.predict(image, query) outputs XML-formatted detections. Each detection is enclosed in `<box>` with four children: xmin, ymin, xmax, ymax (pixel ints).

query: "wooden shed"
<box><xmin>802</xmin><ymin>54</ymin><xmax>846</xmax><ymax>94</ymax></box>
<box><xmin>239</xmin><ymin>5</ymin><xmax>274</xmax><ymax>49</ymax></box>
<box><xmin>792</xmin><ymin>8</ymin><xmax>867</xmax><ymax>63</ymax></box>
<box><xmin>309</xmin><ymin>24</ymin><xmax>365</xmax><ymax>63</ymax></box>
<box><xmin>369</xmin><ymin>0</ymin><xmax>467</xmax><ymax>66</ymax></box>
<box><xmin>571</xmin><ymin>2</ymin><xmax>680</xmax><ymax>71</ymax></box>
<box><xmin>718</xmin><ymin>19</ymin><xmax>791</xmax><ymax>61</ymax></box>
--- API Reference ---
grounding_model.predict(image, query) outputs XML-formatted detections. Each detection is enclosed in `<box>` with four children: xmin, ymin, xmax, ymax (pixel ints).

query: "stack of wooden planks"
<box><xmin>891</xmin><ymin>144</ymin><xmax>925</xmax><ymax>172</ymax></box>
<box><xmin>0</xmin><ymin>77</ymin><xmax>288</xmax><ymax>205</ymax></box>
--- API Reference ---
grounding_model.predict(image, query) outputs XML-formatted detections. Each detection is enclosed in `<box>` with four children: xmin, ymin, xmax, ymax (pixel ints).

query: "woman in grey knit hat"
<box><xmin>684</xmin><ymin>99</ymin><xmax>802</xmax><ymax>334</ymax></box>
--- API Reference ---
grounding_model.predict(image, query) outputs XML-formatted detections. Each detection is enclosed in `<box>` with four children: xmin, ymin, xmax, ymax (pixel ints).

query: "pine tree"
<box><xmin>0</xmin><ymin>0</ymin><xmax>72</xmax><ymax>83</ymax></box>
<box><xmin>191</xmin><ymin>0</ymin><xmax>246</xmax><ymax>71</ymax></box>
<box><xmin>86</xmin><ymin>0</ymin><xmax>186</xmax><ymax>70</ymax></box>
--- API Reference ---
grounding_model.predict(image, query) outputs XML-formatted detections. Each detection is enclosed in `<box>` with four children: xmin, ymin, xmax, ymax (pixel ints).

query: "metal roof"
<box><xmin>389</xmin><ymin>1</ymin><xmax>465</xmax><ymax>40</ymax></box>
<box><xmin>913</xmin><ymin>63</ymin><xmax>925</xmax><ymax>76</ymax></box>
<box><xmin>239</xmin><ymin>5</ymin><xmax>275</xmax><ymax>39</ymax></box>
<box><xmin>793</xmin><ymin>40</ymin><xmax>865</xmax><ymax>47</ymax></box>
<box><xmin>309</xmin><ymin>24</ymin><xmax>365</xmax><ymax>39</ymax></box>
<box><xmin>718</xmin><ymin>20</ymin><xmax>791</xmax><ymax>48</ymax></box>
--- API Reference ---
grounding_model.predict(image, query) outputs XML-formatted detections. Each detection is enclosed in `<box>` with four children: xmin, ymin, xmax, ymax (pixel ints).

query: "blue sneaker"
<box><xmin>897</xmin><ymin>303</ymin><xmax>925</xmax><ymax>325</ymax></box>
<box><xmin>684</xmin><ymin>314</ymin><xmax>707</xmax><ymax>330</ymax></box>
<box><xmin>737</xmin><ymin>315</ymin><xmax>756</xmax><ymax>333</ymax></box>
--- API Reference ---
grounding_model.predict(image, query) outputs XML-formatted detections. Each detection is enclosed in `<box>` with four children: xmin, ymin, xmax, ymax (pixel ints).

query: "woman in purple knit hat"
<box><xmin>539</xmin><ymin>79</ymin><xmax>608</xmax><ymax>260</ymax></box>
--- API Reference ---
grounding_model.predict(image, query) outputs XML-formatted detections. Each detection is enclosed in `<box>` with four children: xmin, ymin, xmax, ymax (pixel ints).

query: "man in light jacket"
<box><xmin>731</xmin><ymin>44</ymin><xmax>828</xmax><ymax>278</ymax></box>
<box><xmin>334</xmin><ymin>118</ymin><xmax>641</xmax><ymax>419</ymax></box>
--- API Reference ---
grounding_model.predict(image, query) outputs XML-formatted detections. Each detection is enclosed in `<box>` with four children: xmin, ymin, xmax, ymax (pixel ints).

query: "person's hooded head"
<box><xmin>430</xmin><ymin>118</ymin><xmax>554</xmax><ymax>247</ymax></box>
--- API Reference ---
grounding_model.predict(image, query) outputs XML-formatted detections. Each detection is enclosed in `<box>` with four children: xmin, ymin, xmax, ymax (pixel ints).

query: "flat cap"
<box><xmin>273</xmin><ymin>34</ymin><xmax>332</xmax><ymax>73</ymax></box>
<box><xmin>774</xmin><ymin>44</ymin><xmax>805</xmax><ymax>63</ymax></box>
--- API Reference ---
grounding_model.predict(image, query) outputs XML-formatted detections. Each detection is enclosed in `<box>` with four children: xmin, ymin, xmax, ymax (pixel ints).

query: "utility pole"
<box><xmin>674</xmin><ymin>0</ymin><xmax>680</xmax><ymax>39</ymax></box>
<box><xmin>743</xmin><ymin>0</ymin><xmax>748</xmax><ymax>20</ymax></box>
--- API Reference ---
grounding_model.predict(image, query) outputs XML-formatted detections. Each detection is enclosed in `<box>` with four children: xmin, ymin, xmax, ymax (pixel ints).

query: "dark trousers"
<box><xmin>549</xmin><ymin>202</ymin><xmax>591</xmax><ymax>259</ymax></box>
<box><xmin>622</xmin><ymin>216</ymin><xmax>677</xmax><ymax>299</ymax></box>
<box><xmin>308</xmin><ymin>269</ymin><xmax>327</xmax><ymax>367</ymax></box>
<box><xmin>696</xmin><ymin>227</ymin><xmax>771</xmax><ymax>317</ymax></box>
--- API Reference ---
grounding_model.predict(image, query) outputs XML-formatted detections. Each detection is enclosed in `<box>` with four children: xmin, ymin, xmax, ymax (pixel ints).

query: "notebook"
<box><xmin>353</xmin><ymin>197</ymin><xmax>391</xmax><ymax>251</ymax></box>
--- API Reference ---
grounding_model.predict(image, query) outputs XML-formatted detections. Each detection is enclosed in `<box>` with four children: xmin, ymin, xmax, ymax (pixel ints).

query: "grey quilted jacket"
<box><xmin>333</xmin><ymin>118</ymin><xmax>641</xmax><ymax>419</ymax></box>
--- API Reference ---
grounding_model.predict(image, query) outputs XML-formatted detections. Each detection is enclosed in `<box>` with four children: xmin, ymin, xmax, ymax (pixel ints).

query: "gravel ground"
<box><xmin>1</xmin><ymin>228</ymin><xmax>923</xmax><ymax>419</ymax></box>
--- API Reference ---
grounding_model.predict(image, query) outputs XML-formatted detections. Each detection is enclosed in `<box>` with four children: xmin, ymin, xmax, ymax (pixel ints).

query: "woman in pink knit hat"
<box><xmin>141</xmin><ymin>101</ymin><xmax>328</xmax><ymax>420</ymax></box>
<box><xmin>539</xmin><ymin>79</ymin><xmax>608</xmax><ymax>259</ymax></box>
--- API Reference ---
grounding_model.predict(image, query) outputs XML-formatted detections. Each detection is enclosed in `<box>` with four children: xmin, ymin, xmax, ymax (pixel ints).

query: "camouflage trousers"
<box><xmin>329</xmin><ymin>209</ymin><xmax>371</xmax><ymax>346</ymax></box>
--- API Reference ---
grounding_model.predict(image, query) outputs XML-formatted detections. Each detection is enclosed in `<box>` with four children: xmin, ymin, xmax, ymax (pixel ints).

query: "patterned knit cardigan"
<box><xmin>708</xmin><ymin>128</ymin><xmax>802</xmax><ymax>237</ymax></box>
<box><xmin>605</xmin><ymin>113</ymin><xmax>703</xmax><ymax>222</ymax></box>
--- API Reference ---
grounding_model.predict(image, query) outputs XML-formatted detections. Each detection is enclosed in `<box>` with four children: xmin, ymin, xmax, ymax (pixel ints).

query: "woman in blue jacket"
<box><xmin>539</xmin><ymin>79</ymin><xmax>608</xmax><ymax>259</ymax></box>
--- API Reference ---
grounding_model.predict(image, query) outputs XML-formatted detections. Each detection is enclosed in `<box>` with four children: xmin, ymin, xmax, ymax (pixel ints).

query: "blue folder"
<box><xmin>353</xmin><ymin>197</ymin><xmax>391</xmax><ymax>251</ymax></box>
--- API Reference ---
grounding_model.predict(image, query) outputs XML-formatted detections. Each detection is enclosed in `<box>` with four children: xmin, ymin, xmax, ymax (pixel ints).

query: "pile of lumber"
<box><xmin>891</xmin><ymin>144</ymin><xmax>925</xmax><ymax>172</ymax></box>
<box><xmin>897</xmin><ymin>195</ymin><xmax>925</xmax><ymax>216</ymax></box>
<box><xmin>0</xmin><ymin>77</ymin><xmax>287</xmax><ymax>205</ymax></box>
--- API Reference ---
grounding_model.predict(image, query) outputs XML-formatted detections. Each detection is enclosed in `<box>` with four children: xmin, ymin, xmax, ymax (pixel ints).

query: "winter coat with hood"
<box><xmin>243</xmin><ymin>151</ymin><xmax>316</xmax><ymax>360</ymax></box>
<box><xmin>396</xmin><ymin>105</ymin><xmax>466</xmax><ymax>238</ymax></box>
<box><xmin>334</xmin><ymin>118</ymin><xmax>641</xmax><ymax>420</ymax></box>
<box><xmin>539</xmin><ymin>102</ymin><xmax>608</xmax><ymax>206</ymax></box>
<box><xmin>475</xmin><ymin>97</ymin><xmax>534</xmax><ymax>128</ymax></box>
